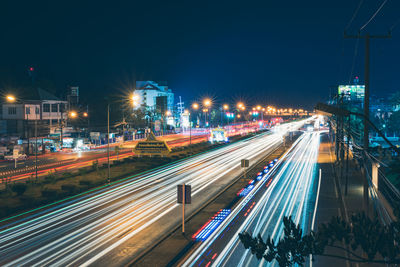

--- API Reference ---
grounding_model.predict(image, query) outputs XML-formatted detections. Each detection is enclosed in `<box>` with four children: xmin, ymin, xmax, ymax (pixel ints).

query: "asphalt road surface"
<box><xmin>184</xmin><ymin>128</ymin><xmax>320</xmax><ymax>267</ymax></box>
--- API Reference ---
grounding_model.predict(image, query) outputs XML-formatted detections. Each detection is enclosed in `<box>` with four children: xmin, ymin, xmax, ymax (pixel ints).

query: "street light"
<box><xmin>69</xmin><ymin>111</ymin><xmax>78</xmax><ymax>118</ymax></box>
<box><xmin>203</xmin><ymin>98</ymin><xmax>211</xmax><ymax>108</ymax></box>
<box><xmin>203</xmin><ymin>99</ymin><xmax>212</xmax><ymax>128</ymax></box>
<box><xmin>6</xmin><ymin>95</ymin><xmax>16</xmax><ymax>103</ymax></box>
<box><xmin>223</xmin><ymin>104</ymin><xmax>229</xmax><ymax>110</ymax></box>
<box><xmin>5</xmin><ymin>94</ymin><xmax>41</xmax><ymax>180</ymax></box>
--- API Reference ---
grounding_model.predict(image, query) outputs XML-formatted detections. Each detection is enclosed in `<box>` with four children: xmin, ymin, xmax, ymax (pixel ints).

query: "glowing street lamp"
<box><xmin>223</xmin><ymin>104</ymin><xmax>229</xmax><ymax>110</ymax></box>
<box><xmin>203</xmin><ymin>98</ymin><xmax>212</xmax><ymax>107</ymax></box>
<box><xmin>131</xmin><ymin>93</ymin><xmax>140</xmax><ymax>108</ymax></box>
<box><xmin>192</xmin><ymin>102</ymin><xmax>199</xmax><ymax>110</ymax></box>
<box><xmin>6</xmin><ymin>94</ymin><xmax>16</xmax><ymax>103</ymax></box>
<box><xmin>69</xmin><ymin>111</ymin><xmax>78</xmax><ymax>118</ymax></box>
<box><xmin>237</xmin><ymin>102</ymin><xmax>244</xmax><ymax>109</ymax></box>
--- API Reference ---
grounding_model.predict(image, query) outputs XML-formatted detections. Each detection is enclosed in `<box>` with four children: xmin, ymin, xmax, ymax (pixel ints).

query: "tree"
<box><xmin>11</xmin><ymin>183</ymin><xmax>28</xmax><ymax>196</ymax></box>
<box><xmin>239</xmin><ymin>211</ymin><xmax>400</xmax><ymax>266</ymax></box>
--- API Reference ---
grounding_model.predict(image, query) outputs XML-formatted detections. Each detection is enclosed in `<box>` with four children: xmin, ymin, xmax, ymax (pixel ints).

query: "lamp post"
<box><xmin>107</xmin><ymin>104</ymin><xmax>111</xmax><ymax>183</ymax></box>
<box><xmin>5</xmin><ymin>94</ymin><xmax>40</xmax><ymax>180</ymax></box>
<box><xmin>203</xmin><ymin>98</ymin><xmax>211</xmax><ymax>128</ymax></box>
<box><xmin>191</xmin><ymin>103</ymin><xmax>199</xmax><ymax>142</ymax></box>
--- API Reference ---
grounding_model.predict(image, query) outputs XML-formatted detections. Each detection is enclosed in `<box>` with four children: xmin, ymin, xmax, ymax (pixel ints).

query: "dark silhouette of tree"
<box><xmin>239</xmin><ymin>209</ymin><xmax>400</xmax><ymax>266</ymax></box>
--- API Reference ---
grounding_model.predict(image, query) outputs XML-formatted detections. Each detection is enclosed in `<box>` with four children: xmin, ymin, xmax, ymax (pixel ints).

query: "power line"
<box><xmin>348</xmin><ymin>37</ymin><xmax>360</xmax><ymax>84</ymax></box>
<box><xmin>345</xmin><ymin>0</ymin><xmax>364</xmax><ymax>31</ymax></box>
<box><xmin>390</xmin><ymin>18</ymin><xmax>400</xmax><ymax>32</ymax></box>
<box><xmin>360</xmin><ymin>0</ymin><xmax>388</xmax><ymax>31</ymax></box>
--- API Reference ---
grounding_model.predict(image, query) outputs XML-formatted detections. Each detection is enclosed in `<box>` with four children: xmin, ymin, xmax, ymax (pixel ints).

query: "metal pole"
<box><xmin>107</xmin><ymin>104</ymin><xmax>110</xmax><ymax>183</ymax></box>
<box><xmin>35</xmin><ymin>117</ymin><xmax>38</xmax><ymax>181</ymax></box>
<box><xmin>345</xmin><ymin>117</ymin><xmax>350</xmax><ymax>195</ymax></box>
<box><xmin>363</xmin><ymin>35</ymin><xmax>370</xmax><ymax>213</ymax></box>
<box><xmin>182</xmin><ymin>183</ymin><xmax>185</xmax><ymax>234</ymax></box>
<box><xmin>189</xmin><ymin>114</ymin><xmax>192</xmax><ymax>146</ymax></box>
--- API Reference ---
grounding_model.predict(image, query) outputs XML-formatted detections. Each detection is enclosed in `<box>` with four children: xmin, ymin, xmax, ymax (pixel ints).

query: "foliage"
<box><xmin>61</xmin><ymin>184</ymin><xmax>77</xmax><ymax>194</ymax></box>
<box><xmin>91</xmin><ymin>160</ymin><xmax>99</xmax><ymax>171</ymax></box>
<box><xmin>11</xmin><ymin>183</ymin><xmax>28</xmax><ymax>196</ymax></box>
<box><xmin>239</xmin><ymin>212</ymin><xmax>400</xmax><ymax>266</ymax></box>
<box><xmin>41</xmin><ymin>188</ymin><xmax>58</xmax><ymax>199</ymax></box>
<box><xmin>79</xmin><ymin>180</ymin><xmax>93</xmax><ymax>186</ymax></box>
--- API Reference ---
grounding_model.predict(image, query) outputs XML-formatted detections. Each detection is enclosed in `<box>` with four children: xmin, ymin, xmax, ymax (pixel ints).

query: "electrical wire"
<box><xmin>345</xmin><ymin>0</ymin><xmax>365</xmax><ymax>31</ymax></box>
<box><xmin>360</xmin><ymin>0</ymin><xmax>388</xmax><ymax>31</ymax></box>
<box><xmin>348</xmin><ymin>38</ymin><xmax>360</xmax><ymax>84</ymax></box>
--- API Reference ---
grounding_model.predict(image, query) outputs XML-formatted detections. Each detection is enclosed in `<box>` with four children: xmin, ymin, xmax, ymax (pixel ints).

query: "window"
<box><xmin>26</xmin><ymin>107</ymin><xmax>31</xmax><ymax>114</ymax></box>
<box><xmin>51</xmin><ymin>104</ymin><xmax>58</xmax><ymax>112</ymax></box>
<box><xmin>43</xmin><ymin>104</ymin><xmax>50</xmax><ymax>112</ymax></box>
<box><xmin>35</xmin><ymin>107</ymin><xmax>40</xmax><ymax>114</ymax></box>
<box><xmin>8</xmin><ymin>107</ymin><xmax>16</xmax><ymax>115</ymax></box>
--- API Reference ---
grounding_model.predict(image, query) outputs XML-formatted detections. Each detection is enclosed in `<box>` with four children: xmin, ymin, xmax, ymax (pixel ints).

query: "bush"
<box><xmin>44</xmin><ymin>174</ymin><xmax>56</xmax><ymax>184</ymax></box>
<box><xmin>78</xmin><ymin>168</ymin><xmax>89</xmax><ymax>176</ymax></box>
<box><xmin>61</xmin><ymin>184</ymin><xmax>77</xmax><ymax>194</ymax></box>
<box><xmin>41</xmin><ymin>188</ymin><xmax>58</xmax><ymax>199</ymax></box>
<box><xmin>11</xmin><ymin>183</ymin><xmax>28</xmax><ymax>196</ymax></box>
<box><xmin>62</xmin><ymin>172</ymin><xmax>73</xmax><ymax>179</ymax></box>
<box><xmin>79</xmin><ymin>180</ymin><xmax>92</xmax><ymax>186</ymax></box>
<box><xmin>92</xmin><ymin>160</ymin><xmax>99</xmax><ymax>171</ymax></box>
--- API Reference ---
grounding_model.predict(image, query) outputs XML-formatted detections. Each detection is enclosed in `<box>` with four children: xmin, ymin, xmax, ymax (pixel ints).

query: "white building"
<box><xmin>135</xmin><ymin>81</ymin><xmax>174</xmax><ymax>114</ymax></box>
<box><xmin>0</xmin><ymin>88</ymin><xmax>68</xmax><ymax>137</ymax></box>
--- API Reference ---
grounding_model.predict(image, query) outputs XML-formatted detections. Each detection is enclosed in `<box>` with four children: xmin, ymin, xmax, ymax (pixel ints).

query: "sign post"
<box><xmin>241</xmin><ymin>159</ymin><xmax>249</xmax><ymax>180</ymax></box>
<box><xmin>177</xmin><ymin>183</ymin><xmax>191</xmax><ymax>234</ymax></box>
<box><xmin>13</xmin><ymin>148</ymin><xmax>19</xmax><ymax>169</ymax></box>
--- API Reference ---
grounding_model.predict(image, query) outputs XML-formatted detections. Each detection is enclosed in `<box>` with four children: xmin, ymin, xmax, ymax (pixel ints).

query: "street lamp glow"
<box><xmin>131</xmin><ymin>93</ymin><xmax>140</xmax><ymax>107</ymax></box>
<box><xmin>256</xmin><ymin>105</ymin><xmax>261</xmax><ymax>110</ymax></box>
<box><xmin>223</xmin><ymin>104</ymin><xmax>229</xmax><ymax>110</ymax></box>
<box><xmin>237</xmin><ymin>102</ymin><xmax>244</xmax><ymax>109</ymax></box>
<box><xmin>203</xmin><ymin>98</ymin><xmax>211</xmax><ymax>107</ymax></box>
<box><xmin>6</xmin><ymin>95</ymin><xmax>16</xmax><ymax>103</ymax></box>
<box><xmin>165</xmin><ymin>110</ymin><xmax>172</xmax><ymax>116</ymax></box>
<box><xmin>83</xmin><ymin>112</ymin><xmax>88</xmax><ymax>117</ymax></box>
<box><xmin>192</xmin><ymin>103</ymin><xmax>199</xmax><ymax>110</ymax></box>
<box><xmin>69</xmin><ymin>111</ymin><xmax>78</xmax><ymax>118</ymax></box>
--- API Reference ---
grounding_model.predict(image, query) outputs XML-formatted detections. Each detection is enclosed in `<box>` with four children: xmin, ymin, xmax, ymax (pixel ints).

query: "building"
<box><xmin>135</xmin><ymin>81</ymin><xmax>174</xmax><ymax>115</ymax></box>
<box><xmin>0</xmin><ymin>88</ymin><xmax>68</xmax><ymax>138</ymax></box>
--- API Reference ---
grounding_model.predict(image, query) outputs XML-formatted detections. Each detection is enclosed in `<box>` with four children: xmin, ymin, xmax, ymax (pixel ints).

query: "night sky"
<box><xmin>1</xmin><ymin>0</ymin><xmax>399</xmax><ymax>109</ymax></box>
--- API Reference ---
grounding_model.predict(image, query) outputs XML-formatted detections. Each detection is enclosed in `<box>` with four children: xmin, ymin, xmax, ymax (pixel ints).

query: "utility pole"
<box><xmin>344</xmin><ymin>31</ymin><xmax>391</xmax><ymax>214</ymax></box>
<box><xmin>35</xmin><ymin>112</ymin><xmax>38</xmax><ymax>181</ymax></box>
<box><xmin>107</xmin><ymin>103</ymin><xmax>110</xmax><ymax>184</ymax></box>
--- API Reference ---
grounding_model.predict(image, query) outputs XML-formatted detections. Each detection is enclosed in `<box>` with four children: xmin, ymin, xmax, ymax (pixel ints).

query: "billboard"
<box><xmin>338</xmin><ymin>85</ymin><xmax>365</xmax><ymax>101</ymax></box>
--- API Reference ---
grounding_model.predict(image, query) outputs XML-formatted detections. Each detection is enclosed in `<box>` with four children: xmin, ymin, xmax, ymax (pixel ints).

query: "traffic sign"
<box><xmin>177</xmin><ymin>184</ymin><xmax>191</xmax><ymax>204</ymax></box>
<box><xmin>241</xmin><ymin>159</ymin><xmax>249</xmax><ymax>168</ymax></box>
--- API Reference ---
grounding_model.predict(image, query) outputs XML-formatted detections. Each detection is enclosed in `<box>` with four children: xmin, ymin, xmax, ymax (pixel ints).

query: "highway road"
<box><xmin>184</xmin><ymin>128</ymin><xmax>320</xmax><ymax>267</ymax></box>
<box><xmin>0</xmin><ymin>120</ymin><xmax>307</xmax><ymax>267</ymax></box>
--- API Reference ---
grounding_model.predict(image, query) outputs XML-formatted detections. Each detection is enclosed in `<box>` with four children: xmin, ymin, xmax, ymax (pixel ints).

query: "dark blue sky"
<box><xmin>0</xmin><ymin>0</ymin><xmax>399</xmax><ymax>109</ymax></box>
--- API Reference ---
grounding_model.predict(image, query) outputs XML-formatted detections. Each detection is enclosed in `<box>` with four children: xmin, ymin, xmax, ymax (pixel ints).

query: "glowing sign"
<box><xmin>209</xmin><ymin>128</ymin><xmax>228</xmax><ymax>143</ymax></box>
<box><xmin>338</xmin><ymin>85</ymin><xmax>365</xmax><ymax>101</ymax></box>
